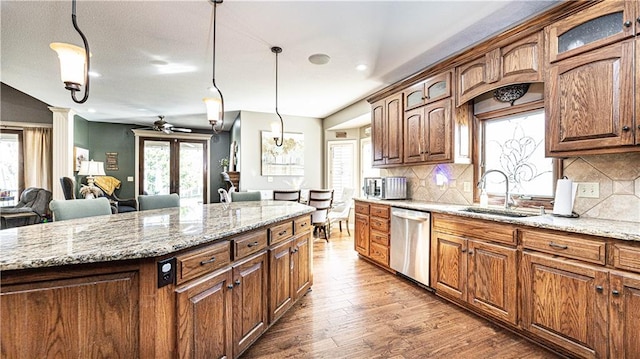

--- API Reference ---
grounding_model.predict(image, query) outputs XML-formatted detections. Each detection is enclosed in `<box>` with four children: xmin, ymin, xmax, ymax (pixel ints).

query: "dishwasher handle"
<box><xmin>392</xmin><ymin>208</ymin><xmax>430</xmax><ymax>222</ymax></box>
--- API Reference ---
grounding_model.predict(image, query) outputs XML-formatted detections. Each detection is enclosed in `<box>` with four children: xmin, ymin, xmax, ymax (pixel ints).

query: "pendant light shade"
<box><xmin>205</xmin><ymin>0</ymin><xmax>224</xmax><ymax>133</ymax></box>
<box><xmin>271</xmin><ymin>46</ymin><xmax>284</xmax><ymax>147</ymax></box>
<box><xmin>50</xmin><ymin>0</ymin><xmax>91</xmax><ymax>104</ymax></box>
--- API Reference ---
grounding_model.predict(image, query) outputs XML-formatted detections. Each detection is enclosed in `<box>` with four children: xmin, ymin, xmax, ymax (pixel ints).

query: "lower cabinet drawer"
<box><xmin>370</xmin><ymin>242</ymin><xmax>389</xmax><ymax>266</ymax></box>
<box><xmin>355</xmin><ymin>202</ymin><xmax>370</xmax><ymax>215</ymax></box>
<box><xmin>371</xmin><ymin>230</ymin><xmax>389</xmax><ymax>246</ymax></box>
<box><xmin>370</xmin><ymin>217</ymin><xmax>389</xmax><ymax>232</ymax></box>
<box><xmin>269</xmin><ymin>221</ymin><xmax>293</xmax><ymax>245</ymax></box>
<box><xmin>294</xmin><ymin>216</ymin><xmax>311</xmax><ymax>234</ymax></box>
<box><xmin>177</xmin><ymin>241</ymin><xmax>231</xmax><ymax>284</ymax></box>
<box><xmin>233</xmin><ymin>230</ymin><xmax>268</xmax><ymax>260</ymax></box>
<box><xmin>520</xmin><ymin>229</ymin><xmax>606</xmax><ymax>265</ymax></box>
<box><xmin>612</xmin><ymin>242</ymin><xmax>640</xmax><ymax>274</ymax></box>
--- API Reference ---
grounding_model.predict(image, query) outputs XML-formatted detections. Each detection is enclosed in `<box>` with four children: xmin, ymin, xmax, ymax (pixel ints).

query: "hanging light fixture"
<box><xmin>203</xmin><ymin>0</ymin><xmax>224</xmax><ymax>133</ymax></box>
<box><xmin>50</xmin><ymin>0</ymin><xmax>91</xmax><ymax>104</ymax></box>
<box><xmin>271</xmin><ymin>46</ymin><xmax>284</xmax><ymax>147</ymax></box>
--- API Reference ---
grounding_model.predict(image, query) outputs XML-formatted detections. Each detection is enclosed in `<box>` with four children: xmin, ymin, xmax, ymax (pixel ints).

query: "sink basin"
<box><xmin>460</xmin><ymin>206</ymin><xmax>540</xmax><ymax>218</ymax></box>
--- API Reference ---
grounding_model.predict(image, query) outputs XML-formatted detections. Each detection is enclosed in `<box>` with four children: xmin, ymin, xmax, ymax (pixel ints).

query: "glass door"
<box><xmin>140</xmin><ymin>138</ymin><xmax>208</xmax><ymax>205</ymax></box>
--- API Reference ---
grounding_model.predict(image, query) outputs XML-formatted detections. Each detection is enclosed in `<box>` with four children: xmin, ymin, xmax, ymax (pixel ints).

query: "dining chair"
<box><xmin>328</xmin><ymin>187</ymin><xmax>354</xmax><ymax>236</ymax></box>
<box><xmin>49</xmin><ymin>197</ymin><xmax>112</xmax><ymax>221</ymax></box>
<box><xmin>230</xmin><ymin>191</ymin><xmax>262</xmax><ymax>202</ymax></box>
<box><xmin>60</xmin><ymin>177</ymin><xmax>76</xmax><ymax>200</ymax></box>
<box><xmin>273</xmin><ymin>189</ymin><xmax>301</xmax><ymax>202</ymax></box>
<box><xmin>308</xmin><ymin>189</ymin><xmax>334</xmax><ymax>241</ymax></box>
<box><xmin>138</xmin><ymin>193</ymin><xmax>180</xmax><ymax>211</ymax></box>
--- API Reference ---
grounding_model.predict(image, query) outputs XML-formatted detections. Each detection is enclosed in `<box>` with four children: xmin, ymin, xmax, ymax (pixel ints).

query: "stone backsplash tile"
<box><xmin>380</xmin><ymin>152</ymin><xmax>640</xmax><ymax>222</ymax></box>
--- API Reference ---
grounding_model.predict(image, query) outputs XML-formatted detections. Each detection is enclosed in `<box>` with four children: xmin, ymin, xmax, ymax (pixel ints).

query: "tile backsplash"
<box><xmin>382</xmin><ymin>152</ymin><xmax>640</xmax><ymax>223</ymax></box>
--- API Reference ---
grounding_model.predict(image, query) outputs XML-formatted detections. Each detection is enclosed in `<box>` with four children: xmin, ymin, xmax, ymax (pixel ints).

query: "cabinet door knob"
<box><xmin>234</xmin><ymin>279</ymin><xmax>241</xmax><ymax>286</ymax></box>
<box><xmin>622</xmin><ymin>126</ymin><xmax>630</xmax><ymax>131</ymax></box>
<box><xmin>227</xmin><ymin>284</ymin><xmax>234</xmax><ymax>289</ymax></box>
<box><xmin>596</xmin><ymin>285</ymin><xmax>603</xmax><ymax>293</ymax></box>
<box><xmin>468</xmin><ymin>250</ymin><xmax>474</xmax><ymax>255</ymax></box>
<box><xmin>461</xmin><ymin>249</ymin><xmax>467</xmax><ymax>253</ymax></box>
<box><xmin>623</xmin><ymin>20</ymin><xmax>632</xmax><ymax>27</ymax></box>
<box><xmin>612</xmin><ymin>290</ymin><xmax>620</xmax><ymax>296</ymax></box>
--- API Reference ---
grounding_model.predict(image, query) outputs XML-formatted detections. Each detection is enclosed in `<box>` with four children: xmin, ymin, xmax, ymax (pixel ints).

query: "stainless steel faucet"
<box><xmin>478</xmin><ymin>169</ymin><xmax>511</xmax><ymax>209</ymax></box>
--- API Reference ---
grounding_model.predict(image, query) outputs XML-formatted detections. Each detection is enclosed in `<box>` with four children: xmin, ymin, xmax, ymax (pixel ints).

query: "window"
<box><xmin>477</xmin><ymin>107</ymin><xmax>559</xmax><ymax>208</ymax></box>
<box><xmin>328</xmin><ymin>140</ymin><xmax>357</xmax><ymax>202</ymax></box>
<box><xmin>0</xmin><ymin>130</ymin><xmax>23</xmax><ymax>207</ymax></box>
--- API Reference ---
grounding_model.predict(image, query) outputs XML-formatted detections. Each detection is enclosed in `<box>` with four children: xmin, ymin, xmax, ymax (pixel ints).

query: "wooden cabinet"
<box><xmin>546</xmin><ymin>40</ymin><xmax>636</xmax><ymax>155</ymax></box>
<box><xmin>431</xmin><ymin>214</ymin><xmax>517</xmax><ymax>325</ymax></box>
<box><xmin>545</xmin><ymin>2</ymin><xmax>640</xmax><ymax>156</ymax></box>
<box><xmin>521</xmin><ymin>251</ymin><xmax>608</xmax><ymax>358</ymax></box>
<box><xmin>404</xmin><ymin>98</ymin><xmax>452</xmax><ymax>164</ymax></box>
<box><xmin>176</xmin><ymin>268</ymin><xmax>233</xmax><ymax>359</ymax></box>
<box><xmin>1</xmin><ymin>270</ymin><xmax>140</xmax><ymax>358</ymax></box>
<box><xmin>457</xmin><ymin>31</ymin><xmax>543</xmax><ymax>105</ymax></box>
<box><xmin>372</xmin><ymin>93</ymin><xmax>403</xmax><ymax>167</ymax></box>
<box><xmin>232</xmin><ymin>252</ymin><xmax>268</xmax><ymax>357</ymax></box>
<box><xmin>354</xmin><ymin>201</ymin><xmax>370</xmax><ymax>256</ymax></box>
<box><xmin>404</xmin><ymin>71</ymin><xmax>452</xmax><ymax>111</ymax></box>
<box><xmin>268</xmin><ymin>230</ymin><xmax>312</xmax><ymax>324</ymax></box>
<box><xmin>609</xmin><ymin>271</ymin><xmax>640</xmax><ymax>359</ymax></box>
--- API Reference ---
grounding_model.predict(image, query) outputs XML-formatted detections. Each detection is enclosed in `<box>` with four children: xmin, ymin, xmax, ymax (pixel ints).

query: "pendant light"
<box><xmin>203</xmin><ymin>0</ymin><xmax>224</xmax><ymax>133</ymax></box>
<box><xmin>50</xmin><ymin>0</ymin><xmax>91</xmax><ymax>104</ymax></box>
<box><xmin>271</xmin><ymin>46</ymin><xmax>284</xmax><ymax>147</ymax></box>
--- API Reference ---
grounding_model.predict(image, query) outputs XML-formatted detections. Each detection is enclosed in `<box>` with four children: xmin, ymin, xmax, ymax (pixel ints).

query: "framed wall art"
<box><xmin>73</xmin><ymin>146</ymin><xmax>89</xmax><ymax>172</ymax></box>
<box><xmin>261</xmin><ymin>131</ymin><xmax>304</xmax><ymax>176</ymax></box>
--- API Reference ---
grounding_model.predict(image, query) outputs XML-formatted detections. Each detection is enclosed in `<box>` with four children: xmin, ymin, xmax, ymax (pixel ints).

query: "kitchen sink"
<box><xmin>460</xmin><ymin>206</ymin><xmax>541</xmax><ymax>218</ymax></box>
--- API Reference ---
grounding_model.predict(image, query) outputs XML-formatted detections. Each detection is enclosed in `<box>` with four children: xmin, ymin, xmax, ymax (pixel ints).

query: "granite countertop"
<box><xmin>0</xmin><ymin>201</ymin><xmax>314</xmax><ymax>271</ymax></box>
<box><xmin>356</xmin><ymin>198</ymin><xmax>640</xmax><ymax>242</ymax></box>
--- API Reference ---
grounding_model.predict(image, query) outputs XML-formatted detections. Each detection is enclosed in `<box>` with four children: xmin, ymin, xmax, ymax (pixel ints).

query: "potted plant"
<box><xmin>219</xmin><ymin>158</ymin><xmax>229</xmax><ymax>172</ymax></box>
<box><xmin>79</xmin><ymin>184</ymin><xmax>104</xmax><ymax>199</ymax></box>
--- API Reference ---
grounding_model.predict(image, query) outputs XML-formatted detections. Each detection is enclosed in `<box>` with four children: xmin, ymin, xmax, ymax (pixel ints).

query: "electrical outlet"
<box><xmin>463</xmin><ymin>182</ymin><xmax>472</xmax><ymax>192</ymax></box>
<box><xmin>267</xmin><ymin>176</ymin><xmax>273</xmax><ymax>183</ymax></box>
<box><xmin>577</xmin><ymin>182</ymin><xmax>599</xmax><ymax>198</ymax></box>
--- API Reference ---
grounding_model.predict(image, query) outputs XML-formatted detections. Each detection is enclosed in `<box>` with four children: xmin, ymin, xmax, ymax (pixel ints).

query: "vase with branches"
<box><xmin>219</xmin><ymin>158</ymin><xmax>229</xmax><ymax>172</ymax></box>
<box><xmin>79</xmin><ymin>184</ymin><xmax>103</xmax><ymax>199</ymax></box>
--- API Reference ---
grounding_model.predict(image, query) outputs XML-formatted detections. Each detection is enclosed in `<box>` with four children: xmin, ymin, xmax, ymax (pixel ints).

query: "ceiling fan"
<box><xmin>142</xmin><ymin>115</ymin><xmax>192</xmax><ymax>134</ymax></box>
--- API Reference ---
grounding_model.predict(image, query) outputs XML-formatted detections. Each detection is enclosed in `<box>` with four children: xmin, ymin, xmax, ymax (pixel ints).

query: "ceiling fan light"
<box><xmin>50</xmin><ymin>42</ymin><xmax>87</xmax><ymax>90</ymax></box>
<box><xmin>203</xmin><ymin>96</ymin><xmax>222</xmax><ymax>126</ymax></box>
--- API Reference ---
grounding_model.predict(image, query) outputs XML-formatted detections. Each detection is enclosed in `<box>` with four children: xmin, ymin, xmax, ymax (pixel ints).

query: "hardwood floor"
<box><xmin>242</xmin><ymin>229</ymin><xmax>560</xmax><ymax>359</ymax></box>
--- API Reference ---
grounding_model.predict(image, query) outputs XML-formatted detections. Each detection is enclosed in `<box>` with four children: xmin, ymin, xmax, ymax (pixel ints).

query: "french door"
<box><xmin>139</xmin><ymin>137</ymin><xmax>208</xmax><ymax>205</ymax></box>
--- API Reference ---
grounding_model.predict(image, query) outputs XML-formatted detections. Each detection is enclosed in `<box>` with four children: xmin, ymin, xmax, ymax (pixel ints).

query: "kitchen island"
<box><xmin>0</xmin><ymin>200</ymin><xmax>314</xmax><ymax>359</ymax></box>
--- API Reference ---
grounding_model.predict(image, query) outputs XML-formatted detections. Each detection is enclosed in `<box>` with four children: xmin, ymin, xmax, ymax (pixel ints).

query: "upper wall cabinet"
<box><xmin>546</xmin><ymin>1</ymin><xmax>635</xmax><ymax>64</ymax></box>
<box><xmin>456</xmin><ymin>31</ymin><xmax>543</xmax><ymax>106</ymax></box>
<box><xmin>372</xmin><ymin>93</ymin><xmax>403</xmax><ymax>167</ymax></box>
<box><xmin>404</xmin><ymin>71</ymin><xmax>452</xmax><ymax>112</ymax></box>
<box><xmin>545</xmin><ymin>2</ymin><xmax>640</xmax><ymax>156</ymax></box>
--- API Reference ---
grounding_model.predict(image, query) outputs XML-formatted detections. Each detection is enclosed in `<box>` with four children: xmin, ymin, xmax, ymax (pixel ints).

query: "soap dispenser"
<box><xmin>480</xmin><ymin>190</ymin><xmax>489</xmax><ymax>208</ymax></box>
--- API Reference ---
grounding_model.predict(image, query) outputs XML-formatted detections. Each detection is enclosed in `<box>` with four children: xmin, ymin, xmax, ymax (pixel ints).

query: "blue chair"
<box><xmin>138</xmin><ymin>194</ymin><xmax>180</xmax><ymax>211</ymax></box>
<box><xmin>230</xmin><ymin>191</ymin><xmax>261</xmax><ymax>202</ymax></box>
<box><xmin>49</xmin><ymin>197</ymin><xmax>112</xmax><ymax>221</ymax></box>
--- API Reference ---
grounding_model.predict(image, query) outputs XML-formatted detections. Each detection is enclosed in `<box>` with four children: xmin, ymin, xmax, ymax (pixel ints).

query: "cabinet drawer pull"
<box><xmin>200</xmin><ymin>256</ymin><xmax>216</xmax><ymax>265</ymax></box>
<box><xmin>596</xmin><ymin>285</ymin><xmax>603</xmax><ymax>293</ymax></box>
<box><xmin>278</xmin><ymin>230</ymin><xmax>288</xmax><ymax>236</ymax></box>
<box><xmin>247</xmin><ymin>241</ymin><xmax>259</xmax><ymax>248</ymax></box>
<box><xmin>299</xmin><ymin>223</ymin><xmax>307</xmax><ymax>227</ymax></box>
<box><xmin>612</xmin><ymin>290</ymin><xmax>620</xmax><ymax>296</ymax></box>
<box><xmin>548</xmin><ymin>242</ymin><xmax>568</xmax><ymax>250</ymax></box>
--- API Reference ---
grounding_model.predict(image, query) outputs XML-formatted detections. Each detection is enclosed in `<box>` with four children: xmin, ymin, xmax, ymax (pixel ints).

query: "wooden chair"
<box><xmin>308</xmin><ymin>189</ymin><xmax>334</xmax><ymax>241</ymax></box>
<box><xmin>138</xmin><ymin>194</ymin><xmax>180</xmax><ymax>211</ymax></box>
<box><xmin>49</xmin><ymin>197</ymin><xmax>112</xmax><ymax>221</ymax></box>
<box><xmin>273</xmin><ymin>189</ymin><xmax>301</xmax><ymax>202</ymax></box>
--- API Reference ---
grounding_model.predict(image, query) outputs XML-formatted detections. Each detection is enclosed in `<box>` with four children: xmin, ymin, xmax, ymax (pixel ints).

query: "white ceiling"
<box><xmin>1</xmin><ymin>0</ymin><xmax>560</xmax><ymax>131</ymax></box>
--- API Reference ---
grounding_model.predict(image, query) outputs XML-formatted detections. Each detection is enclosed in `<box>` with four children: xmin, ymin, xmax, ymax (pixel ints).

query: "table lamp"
<box><xmin>78</xmin><ymin>160</ymin><xmax>105</xmax><ymax>186</ymax></box>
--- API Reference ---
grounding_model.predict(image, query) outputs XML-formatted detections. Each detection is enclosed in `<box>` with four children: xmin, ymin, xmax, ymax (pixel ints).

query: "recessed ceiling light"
<box><xmin>87</xmin><ymin>108</ymin><xmax>96</xmax><ymax>113</ymax></box>
<box><xmin>138</xmin><ymin>108</ymin><xmax>149</xmax><ymax>111</ymax></box>
<box><xmin>356</xmin><ymin>64</ymin><xmax>368</xmax><ymax>71</ymax></box>
<box><xmin>88</xmin><ymin>71</ymin><xmax>102</xmax><ymax>77</ymax></box>
<box><xmin>308</xmin><ymin>53</ymin><xmax>330</xmax><ymax>65</ymax></box>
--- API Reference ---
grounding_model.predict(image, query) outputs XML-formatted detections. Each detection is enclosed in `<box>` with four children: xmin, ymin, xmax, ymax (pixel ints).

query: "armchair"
<box><xmin>85</xmin><ymin>176</ymin><xmax>138</xmax><ymax>213</ymax></box>
<box><xmin>0</xmin><ymin>187</ymin><xmax>52</xmax><ymax>229</ymax></box>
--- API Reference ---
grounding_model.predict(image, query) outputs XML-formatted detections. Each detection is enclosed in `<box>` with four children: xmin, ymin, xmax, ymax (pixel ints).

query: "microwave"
<box><xmin>363</xmin><ymin>177</ymin><xmax>407</xmax><ymax>200</ymax></box>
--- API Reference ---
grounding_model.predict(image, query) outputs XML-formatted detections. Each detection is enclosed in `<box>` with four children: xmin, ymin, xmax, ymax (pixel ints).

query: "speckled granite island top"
<box><xmin>356</xmin><ymin>198</ymin><xmax>640</xmax><ymax>242</ymax></box>
<box><xmin>0</xmin><ymin>201</ymin><xmax>314</xmax><ymax>271</ymax></box>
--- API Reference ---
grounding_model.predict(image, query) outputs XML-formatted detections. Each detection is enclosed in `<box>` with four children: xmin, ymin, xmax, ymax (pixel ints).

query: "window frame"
<box><xmin>473</xmin><ymin>100</ymin><xmax>562</xmax><ymax>210</ymax></box>
<box><xmin>0</xmin><ymin>129</ymin><xmax>25</xmax><ymax>199</ymax></box>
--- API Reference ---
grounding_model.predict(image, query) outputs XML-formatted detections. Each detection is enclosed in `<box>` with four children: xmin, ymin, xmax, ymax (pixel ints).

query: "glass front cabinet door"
<box><xmin>403</xmin><ymin>71</ymin><xmax>451</xmax><ymax>111</ymax></box>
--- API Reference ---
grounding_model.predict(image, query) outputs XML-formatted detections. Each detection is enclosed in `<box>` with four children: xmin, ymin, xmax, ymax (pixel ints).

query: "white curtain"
<box><xmin>23</xmin><ymin>127</ymin><xmax>52</xmax><ymax>190</ymax></box>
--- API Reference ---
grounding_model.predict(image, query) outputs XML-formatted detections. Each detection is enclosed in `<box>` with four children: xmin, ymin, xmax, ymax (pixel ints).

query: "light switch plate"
<box><xmin>267</xmin><ymin>176</ymin><xmax>273</xmax><ymax>183</ymax></box>
<box><xmin>577</xmin><ymin>182</ymin><xmax>599</xmax><ymax>198</ymax></box>
<box><xmin>127</xmin><ymin>176</ymin><xmax>134</xmax><ymax>182</ymax></box>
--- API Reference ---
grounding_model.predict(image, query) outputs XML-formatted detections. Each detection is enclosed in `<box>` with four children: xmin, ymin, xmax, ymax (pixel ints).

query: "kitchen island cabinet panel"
<box><xmin>268</xmin><ymin>239</ymin><xmax>293</xmax><ymax>323</ymax></box>
<box><xmin>1</xmin><ymin>270</ymin><xmax>140</xmax><ymax>359</ymax></box>
<box><xmin>176</xmin><ymin>268</ymin><xmax>232</xmax><ymax>359</ymax></box>
<box><xmin>292</xmin><ymin>232</ymin><xmax>312</xmax><ymax>300</ymax></box>
<box><xmin>354</xmin><ymin>212</ymin><xmax>370</xmax><ymax>257</ymax></box>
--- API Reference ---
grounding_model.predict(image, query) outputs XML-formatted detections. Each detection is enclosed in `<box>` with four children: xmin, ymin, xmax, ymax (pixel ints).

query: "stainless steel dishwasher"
<box><xmin>390</xmin><ymin>207</ymin><xmax>431</xmax><ymax>287</ymax></box>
